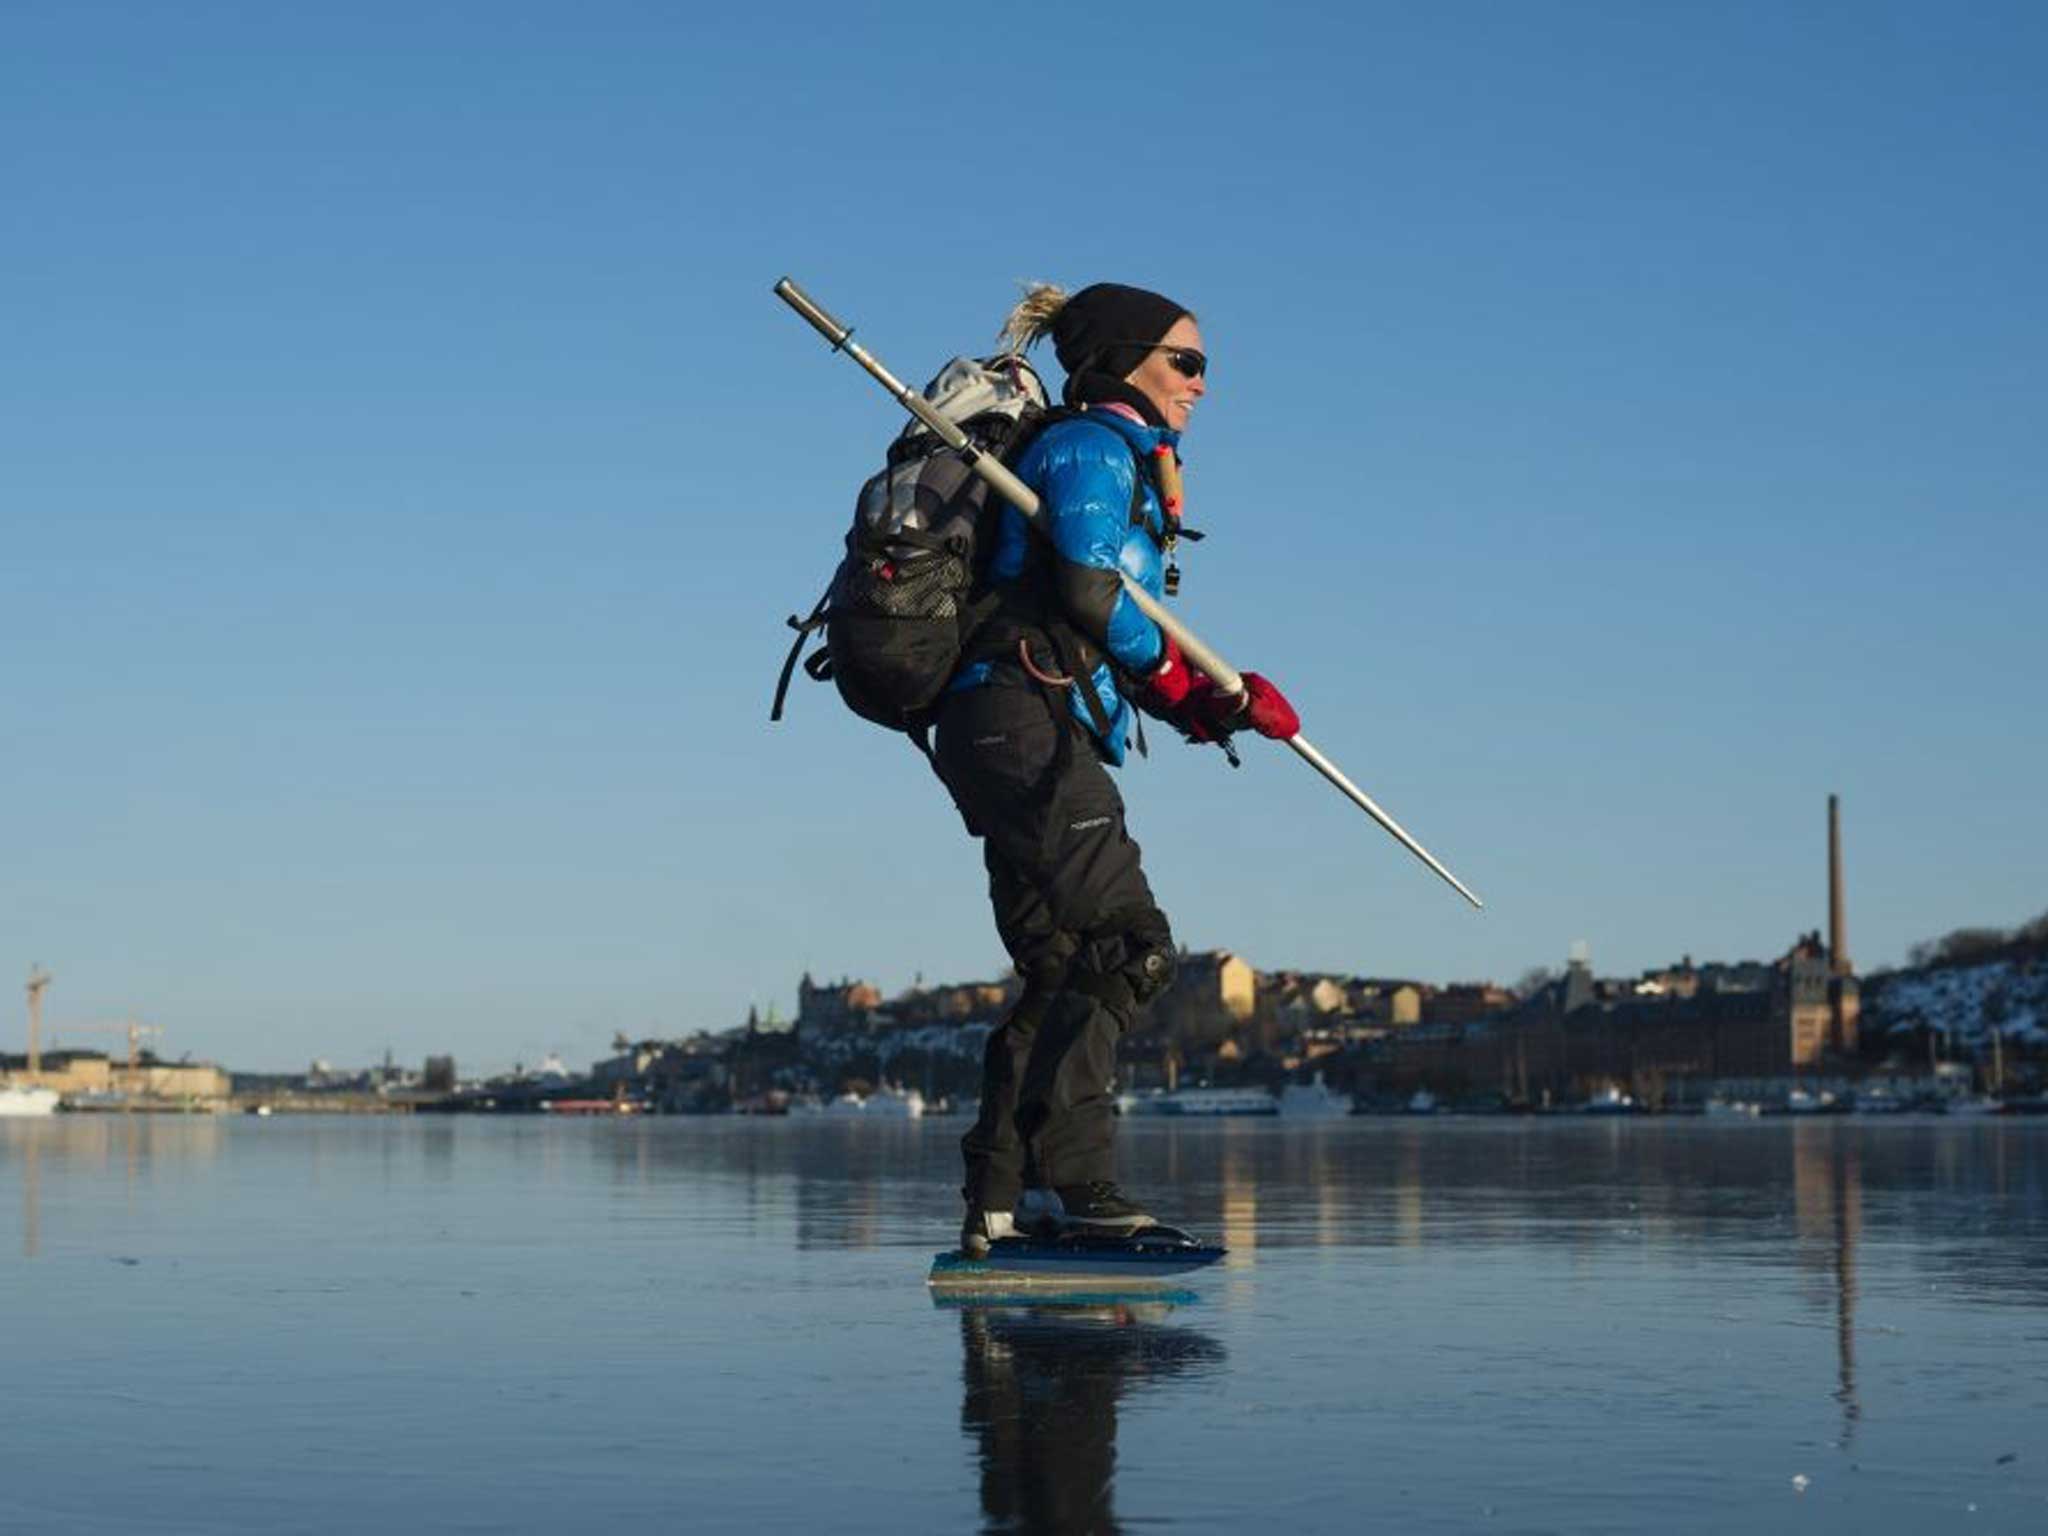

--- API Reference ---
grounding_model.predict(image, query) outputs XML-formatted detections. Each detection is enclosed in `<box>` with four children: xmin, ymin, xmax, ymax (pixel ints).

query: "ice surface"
<box><xmin>6</xmin><ymin>1114</ymin><xmax>2048</xmax><ymax>1533</ymax></box>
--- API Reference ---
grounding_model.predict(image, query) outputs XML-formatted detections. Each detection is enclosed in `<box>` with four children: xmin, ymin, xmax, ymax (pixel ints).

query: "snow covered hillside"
<box><xmin>1865</xmin><ymin>956</ymin><xmax>2048</xmax><ymax>1050</ymax></box>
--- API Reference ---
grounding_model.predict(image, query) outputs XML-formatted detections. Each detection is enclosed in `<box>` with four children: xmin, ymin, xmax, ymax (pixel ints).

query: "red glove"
<box><xmin>1238</xmin><ymin>673</ymin><xmax>1300</xmax><ymax>739</ymax></box>
<box><xmin>1177</xmin><ymin>671</ymin><xmax>1299</xmax><ymax>743</ymax></box>
<box><xmin>1134</xmin><ymin>632</ymin><xmax>1194</xmax><ymax>713</ymax></box>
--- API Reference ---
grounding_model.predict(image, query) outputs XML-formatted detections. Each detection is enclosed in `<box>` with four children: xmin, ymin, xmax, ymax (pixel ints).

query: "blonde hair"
<box><xmin>996</xmin><ymin>281</ymin><xmax>1068</xmax><ymax>354</ymax></box>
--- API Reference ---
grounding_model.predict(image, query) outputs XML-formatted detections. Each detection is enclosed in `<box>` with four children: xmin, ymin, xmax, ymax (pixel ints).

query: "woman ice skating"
<box><xmin>937</xmin><ymin>282</ymin><xmax>1300</xmax><ymax>1257</ymax></box>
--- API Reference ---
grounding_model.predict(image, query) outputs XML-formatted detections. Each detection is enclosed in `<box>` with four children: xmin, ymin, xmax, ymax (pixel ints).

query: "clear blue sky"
<box><xmin>4</xmin><ymin>2</ymin><xmax>2042</xmax><ymax>1074</ymax></box>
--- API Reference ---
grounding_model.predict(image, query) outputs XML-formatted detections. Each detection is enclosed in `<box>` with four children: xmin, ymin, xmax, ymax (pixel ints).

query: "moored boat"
<box><xmin>1783</xmin><ymin>1088</ymin><xmax>1847</xmax><ymax>1115</ymax></box>
<box><xmin>1120</xmin><ymin>1086</ymin><xmax>1278</xmax><ymax>1117</ymax></box>
<box><xmin>1949</xmin><ymin>1096</ymin><xmax>2008</xmax><ymax>1117</ymax></box>
<box><xmin>1277</xmin><ymin>1072</ymin><xmax>1353</xmax><ymax>1119</ymax></box>
<box><xmin>1703</xmin><ymin>1098</ymin><xmax>1763</xmax><ymax>1118</ymax></box>
<box><xmin>1582</xmin><ymin>1086</ymin><xmax>1638</xmax><ymax>1115</ymax></box>
<box><xmin>0</xmin><ymin>1083</ymin><xmax>61</xmax><ymax>1117</ymax></box>
<box><xmin>815</xmin><ymin>1085</ymin><xmax>926</xmax><ymax>1118</ymax></box>
<box><xmin>864</xmin><ymin>1085</ymin><xmax>926</xmax><ymax>1119</ymax></box>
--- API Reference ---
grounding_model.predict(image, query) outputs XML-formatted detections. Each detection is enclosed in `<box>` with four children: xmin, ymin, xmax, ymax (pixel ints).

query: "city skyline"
<box><xmin>22</xmin><ymin>866</ymin><xmax>2037</xmax><ymax>1079</ymax></box>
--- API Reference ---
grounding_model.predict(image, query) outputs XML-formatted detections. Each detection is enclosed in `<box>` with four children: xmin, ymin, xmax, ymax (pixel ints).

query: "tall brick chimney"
<box><xmin>1827</xmin><ymin>794</ymin><xmax>1859</xmax><ymax>1053</ymax></box>
<box><xmin>1828</xmin><ymin>793</ymin><xmax>1849</xmax><ymax>977</ymax></box>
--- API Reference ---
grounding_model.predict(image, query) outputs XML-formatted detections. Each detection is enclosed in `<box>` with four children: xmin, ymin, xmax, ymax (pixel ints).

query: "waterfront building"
<box><xmin>1358</xmin><ymin>926</ymin><xmax>1866</xmax><ymax>1106</ymax></box>
<box><xmin>1425</xmin><ymin>983</ymin><xmax>1515</xmax><ymax>1027</ymax></box>
<box><xmin>1149</xmin><ymin>950</ymin><xmax>1257</xmax><ymax>1050</ymax></box>
<box><xmin>1</xmin><ymin>1049</ymin><xmax>230</xmax><ymax>1107</ymax></box>
<box><xmin>796</xmin><ymin>973</ymin><xmax>883</xmax><ymax>1034</ymax></box>
<box><xmin>1349</xmin><ymin>979</ymin><xmax>1426</xmax><ymax>1028</ymax></box>
<box><xmin>887</xmin><ymin>977</ymin><xmax>1018</xmax><ymax>1027</ymax></box>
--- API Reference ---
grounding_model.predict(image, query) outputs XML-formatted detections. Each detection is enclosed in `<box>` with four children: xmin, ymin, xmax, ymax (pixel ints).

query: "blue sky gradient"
<box><xmin>4</xmin><ymin>2</ymin><xmax>2043</xmax><ymax>1071</ymax></box>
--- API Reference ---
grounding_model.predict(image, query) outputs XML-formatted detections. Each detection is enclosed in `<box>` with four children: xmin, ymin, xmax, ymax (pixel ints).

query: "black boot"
<box><xmin>1051</xmin><ymin>1181</ymin><xmax>1154</xmax><ymax>1233</ymax></box>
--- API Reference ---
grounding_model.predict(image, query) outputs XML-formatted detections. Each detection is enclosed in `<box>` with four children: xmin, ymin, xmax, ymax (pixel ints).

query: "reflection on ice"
<box><xmin>1792</xmin><ymin>1124</ymin><xmax>1862</xmax><ymax>1445</ymax></box>
<box><xmin>955</xmin><ymin>1300</ymin><xmax>1225</xmax><ymax>1536</ymax></box>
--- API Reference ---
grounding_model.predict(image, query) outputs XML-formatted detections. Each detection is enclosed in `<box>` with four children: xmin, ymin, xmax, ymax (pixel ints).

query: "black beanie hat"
<box><xmin>1052</xmin><ymin>282</ymin><xmax>1190</xmax><ymax>424</ymax></box>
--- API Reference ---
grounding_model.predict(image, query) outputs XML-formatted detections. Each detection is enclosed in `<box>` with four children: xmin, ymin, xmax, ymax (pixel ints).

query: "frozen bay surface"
<box><xmin>5</xmin><ymin>1115</ymin><xmax>2046</xmax><ymax>1533</ymax></box>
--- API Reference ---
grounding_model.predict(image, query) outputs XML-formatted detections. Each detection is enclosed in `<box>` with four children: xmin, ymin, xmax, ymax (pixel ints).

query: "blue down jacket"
<box><xmin>952</xmin><ymin>408</ymin><xmax>1177</xmax><ymax>765</ymax></box>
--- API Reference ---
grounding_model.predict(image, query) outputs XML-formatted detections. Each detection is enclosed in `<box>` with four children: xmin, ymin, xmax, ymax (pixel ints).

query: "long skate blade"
<box><xmin>928</xmin><ymin>1225</ymin><xmax>1226</xmax><ymax>1293</ymax></box>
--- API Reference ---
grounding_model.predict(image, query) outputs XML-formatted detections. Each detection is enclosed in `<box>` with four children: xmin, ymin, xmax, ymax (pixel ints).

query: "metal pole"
<box><xmin>1282</xmin><ymin>735</ymin><xmax>1485</xmax><ymax>910</ymax></box>
<box><xmin>774</xmin><ymin>277</ymin><xmax>1483</xmax><ymax>910</ymax></box>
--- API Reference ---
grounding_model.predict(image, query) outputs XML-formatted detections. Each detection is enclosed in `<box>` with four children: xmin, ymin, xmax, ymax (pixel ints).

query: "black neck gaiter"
<box><xmin>1066</xmin><ymin>369</ymin><xmax>1169</xmax><ymax>427</ymax></box>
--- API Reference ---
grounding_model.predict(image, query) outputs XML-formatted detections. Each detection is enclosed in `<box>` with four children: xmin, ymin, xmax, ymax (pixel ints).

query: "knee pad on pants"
<box><xmin>1070</xmin><ymin>906</ymin><xmax>1176</xmax><ymax>1013</ymax></box>
<box><xmin>1113</xmin><ymin>904</ymin><xmax>1176</xmax><ymax>1007</ymax></box>
<box><xmin>1127</xmin><ymin>938</ymin><xmax>1177</xmax><ymax>1006</ymax></box>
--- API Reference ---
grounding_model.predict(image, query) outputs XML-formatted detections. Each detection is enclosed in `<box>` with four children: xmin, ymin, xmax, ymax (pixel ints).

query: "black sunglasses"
<box><xmin>1118</xmin><ymin>342</ymin><xmax>1207</xmax><ymax>379</ymax></box>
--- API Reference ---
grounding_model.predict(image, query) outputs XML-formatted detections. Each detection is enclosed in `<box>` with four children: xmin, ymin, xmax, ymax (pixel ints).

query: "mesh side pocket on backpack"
<box><xmin>825</xmin><ymin>609</ymin><xmax>963</xmax><ymax>726</ymax></box>
<box><xmin>838</xmin><ymin>548</ymin><xmax>968</xmax><ymax>620</ymax></box>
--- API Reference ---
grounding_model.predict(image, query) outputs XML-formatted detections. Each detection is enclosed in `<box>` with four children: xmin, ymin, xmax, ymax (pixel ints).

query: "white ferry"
<box><xmin>0</xmin><ymin>1083</ymin><xmax>60</xmax><ymax>1117</ymax></box>
<box><xmin>864</xmin><ymin>1085</ymin><xmax>926</xmax><ymax>1119</ymax></box>
<box><xmin>1118</xmin><ymin>1086</ymin><xmax>1278</xmax><ymax>1117</ymax></box>
<box><xmin>812</xmin><ymin>1086</ymin><xmax>926</xmax><ymax>1119</ymax></box>
<box><xmin>1702</xmin><ymin>1098</ymin><xmax>1763</xmax><ymax>1118</ymax></box>
<box><xmin>1277</xmin><ymin>1072</ymin><xmax>1354</xmax><ymax>1119</ymax></box>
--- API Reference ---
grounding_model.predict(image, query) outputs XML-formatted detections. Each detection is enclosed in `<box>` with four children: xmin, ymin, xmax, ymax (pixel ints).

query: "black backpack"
<box><xmin>772</xmin><ymin>353</ymin><xmax>1053</xmax><ymax>733</ymax></box>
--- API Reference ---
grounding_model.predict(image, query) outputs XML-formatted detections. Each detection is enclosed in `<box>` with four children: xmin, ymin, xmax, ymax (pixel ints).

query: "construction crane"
<box><xmin>25</xmin><ymin>966</ymin><xmax>51</xmax><ymax>1079</ymax></box>
<box><xmin>51</xmin><ymin>1020</ymin><xmax>164</xmax><ymax>1075</ymax></box>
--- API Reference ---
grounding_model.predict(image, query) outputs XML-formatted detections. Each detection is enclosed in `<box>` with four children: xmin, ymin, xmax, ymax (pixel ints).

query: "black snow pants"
<box><xmin>933</xmin><ymin>676</ymin><xmax>1176</xmax><ymax>1211</ymax></box>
